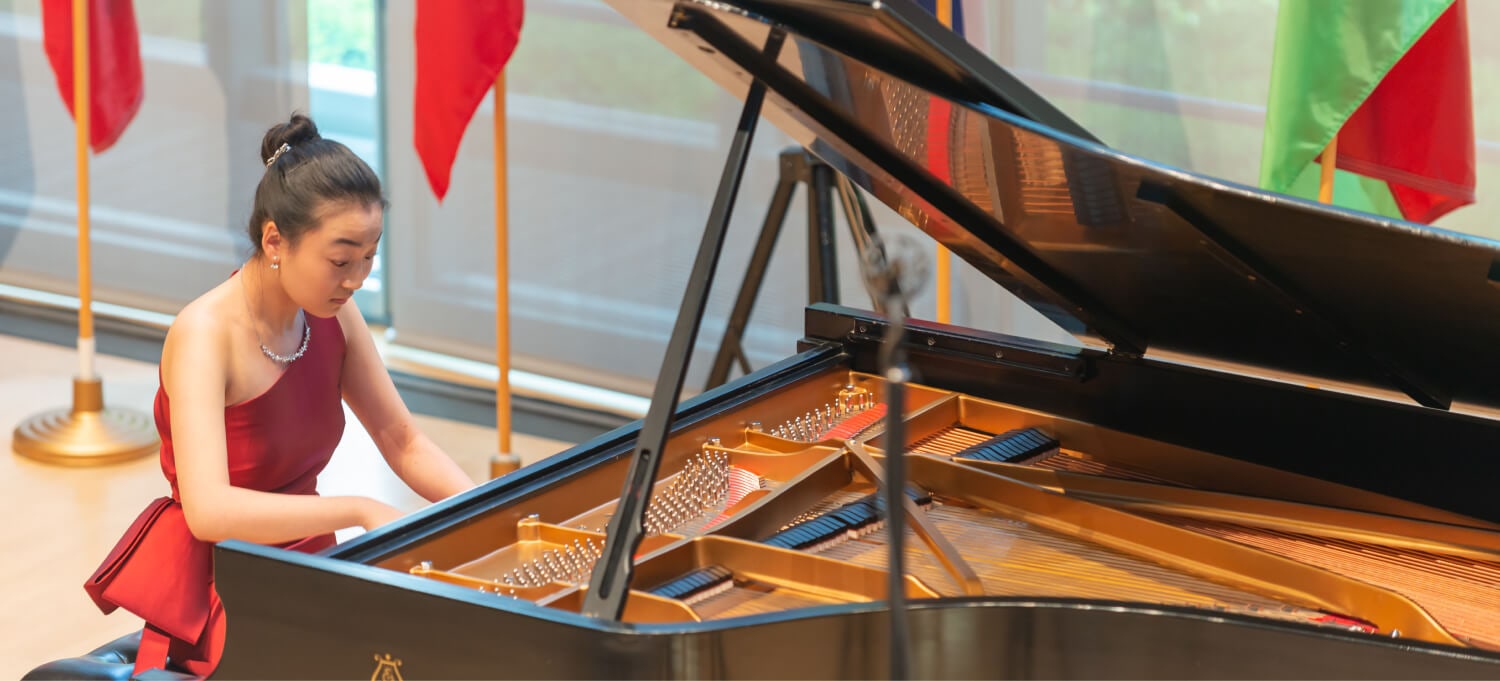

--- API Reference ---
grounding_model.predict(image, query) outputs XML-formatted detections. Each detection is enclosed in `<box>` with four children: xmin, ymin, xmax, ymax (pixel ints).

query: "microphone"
<box><xmin>860</xmin><ymin>233</ymin><xmax>930</xmax><ymax>315</ymax></box>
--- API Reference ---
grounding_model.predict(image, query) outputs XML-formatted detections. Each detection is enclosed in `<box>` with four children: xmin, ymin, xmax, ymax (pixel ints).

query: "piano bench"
<box><xmin>22</xmin><ymin>631</ymin><xmax>195</xmax><ymax>681</ymax></box>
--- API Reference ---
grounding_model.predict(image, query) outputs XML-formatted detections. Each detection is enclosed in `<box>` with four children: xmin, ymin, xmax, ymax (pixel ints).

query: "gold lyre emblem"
<box><xmin>371</xmin><ymin>653</ymin><xmax>404</xmax><ymax>681</ymax></box>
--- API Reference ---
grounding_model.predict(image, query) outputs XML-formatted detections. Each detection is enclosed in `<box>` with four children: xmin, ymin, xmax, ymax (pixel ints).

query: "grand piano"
<box><xmin>214</xmin><ymin>1</ymin><xmax>1500</xmax><ymax>678</ymax></box>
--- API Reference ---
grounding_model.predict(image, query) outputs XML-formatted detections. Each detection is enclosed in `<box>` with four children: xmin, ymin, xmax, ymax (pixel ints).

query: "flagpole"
<box><xmin>12</xmin><ymin>0</ymin><xmax>157</xmax><ymax>466</ymax></box>
<box><xmin>1318</xmin><ymin>133</ymin><xmax>1338</xmax><ymax>204</ymax></box>
<box><xmin>934</xmin><ymin>0</ymin><xmax>954</xmax><ymax>324</ymax></box>
<box><xmin>489</xmin><ymin>71</ymin><xmax>520</xmax><ymax>479</ymax></box>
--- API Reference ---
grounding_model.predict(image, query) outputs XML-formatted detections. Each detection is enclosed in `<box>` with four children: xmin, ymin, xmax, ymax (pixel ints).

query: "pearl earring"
<box><xmin>270</xmin><ymin>259</ymin><xmax>279</xmax><ymax>270</ymax></box>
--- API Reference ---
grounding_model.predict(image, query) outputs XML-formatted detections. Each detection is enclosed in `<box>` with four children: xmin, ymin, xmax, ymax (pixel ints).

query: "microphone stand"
<box><xmin>860</xmin><ymin>235</ymin><xmax>926</xmax><ymax>681</ymax></box>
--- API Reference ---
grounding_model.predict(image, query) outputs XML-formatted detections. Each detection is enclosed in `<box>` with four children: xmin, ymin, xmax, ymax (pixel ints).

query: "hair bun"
<box><xmin>260</xmin><ymin>113</ymin><xmax>322</xmax><ymax>165</ymax></box>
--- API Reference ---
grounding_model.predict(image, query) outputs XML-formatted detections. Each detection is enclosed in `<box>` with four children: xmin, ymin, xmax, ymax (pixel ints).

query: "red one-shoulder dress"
<box><xmin>85</xmin><ymin>312</ymin><xmax>346</xmax><ymax>676</ymax></box>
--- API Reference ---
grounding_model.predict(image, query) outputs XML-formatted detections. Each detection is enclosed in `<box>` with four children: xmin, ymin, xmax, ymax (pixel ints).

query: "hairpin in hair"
<box><xmin>265</xmin><ymin>143</ymin><xmax>292</xmax><ymax>168</ymax></box>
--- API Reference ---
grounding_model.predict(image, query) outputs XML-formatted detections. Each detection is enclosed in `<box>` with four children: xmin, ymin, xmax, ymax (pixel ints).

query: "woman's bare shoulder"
<box><xmin>163</xmin><ymin>284</ymin><xmax>236</xmax><ymax>360</ymax></box>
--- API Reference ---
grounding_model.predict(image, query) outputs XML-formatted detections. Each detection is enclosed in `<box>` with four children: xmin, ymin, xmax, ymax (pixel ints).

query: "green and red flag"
<box><xmin>1259</xmin><ymin>0</ymin><xmax>1473</xmax><ymax>223</ymax></box>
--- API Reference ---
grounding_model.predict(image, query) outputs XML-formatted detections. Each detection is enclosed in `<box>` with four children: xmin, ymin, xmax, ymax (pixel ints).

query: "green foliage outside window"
<box><xmin>309</xmin><ymin>0</ymin><xmax>376</xmax><ymax>68</ymax></box>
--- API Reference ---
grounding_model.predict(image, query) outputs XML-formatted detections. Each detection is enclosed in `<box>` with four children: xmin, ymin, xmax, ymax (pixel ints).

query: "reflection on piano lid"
<box><xmin>212</xmin><ymin>2</ymin><xmax>1500</xmax><ymax>678</ymax></box>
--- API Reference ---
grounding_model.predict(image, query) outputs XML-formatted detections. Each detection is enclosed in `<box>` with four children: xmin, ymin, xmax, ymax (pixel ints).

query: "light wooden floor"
<box><xmin>0</xmin><ymin>333</ymin><xmax>573</xmax><ymax>679</ymax></box>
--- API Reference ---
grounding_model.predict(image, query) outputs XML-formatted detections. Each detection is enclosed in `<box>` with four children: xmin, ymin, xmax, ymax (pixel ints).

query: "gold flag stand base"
<box><xmin>12</xmin><ymin>378</ymin><xmax>158</xmax><ymax>466</ymax></box>
<box><xmin>489</xmin><ymin>452</ymin><xmax>521</xmax><ymax>480</ymax></box>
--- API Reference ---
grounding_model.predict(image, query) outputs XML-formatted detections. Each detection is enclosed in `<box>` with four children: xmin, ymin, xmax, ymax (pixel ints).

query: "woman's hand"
<box><xmin>357</xmin><ymin>497</ymin><xmax>406</xmax><ymax>531</ymax></box>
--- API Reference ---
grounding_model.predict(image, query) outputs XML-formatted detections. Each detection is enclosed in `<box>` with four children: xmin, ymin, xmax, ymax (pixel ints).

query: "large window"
<box><xmin>378</xmin><ymin>0</ymin><xmax>1500</xmax><ymax>397</ymax></box>
<box><xmin>308</xmin><ymin>0</ymin><xmax>385</xmax><ymax>320</ymax></box>
<box><xmin>0</xmin><ymin>0</ymin><xmax>389</xmax><ymax>319</ymax></box>
<box><xmin>0</xmin><ymin>0</ymin><xmax>311</xmax><ymax>315</ymax></box>
<box><xmin>377</xmin><ymin>0</ymin><xmax>1042</xmax><ymax>397</ymax></box>
<box><xmin>5</xmin><ymin>0</ymin><xmax>1498</xmax><ymax>401</ymax></box>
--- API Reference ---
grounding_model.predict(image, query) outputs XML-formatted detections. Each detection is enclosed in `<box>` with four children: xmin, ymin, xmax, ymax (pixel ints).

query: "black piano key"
<box><xmin>783</xmin><ymin>523</ymin><xmax>821</xmax><ymax>548</ymax></box>
<box><xmin>762</xmin><ymin>486</ymin><xmax>933</xmax><ymax>551</ymax></box>
<box><xmin>649</xmin><ymin>564</ymin><xmax>734</xmax><ymax>601</ymax></box>
<box><xmin>831</xmin><ymin>503</ymin><xmax>877</xmax><ymax>528</ymax></box>
<box><xmin>954</xmin><ymin>427</ymin><xmax>1059</xmax><ymax>463</ymax></box>
<box><xmin>793</xmin><ymin>518</ymin><xmax>844</xmax><ymax>548</ymax></box>
<box><xmin>764</xmin><ymin>534</ymin><xmax>797</xmax><ymax>549</ymax></box>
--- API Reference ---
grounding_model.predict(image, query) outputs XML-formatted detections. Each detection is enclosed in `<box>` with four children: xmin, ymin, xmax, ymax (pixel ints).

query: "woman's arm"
<box><xmin>166</xmin><ymin>307</ymin><xmax>402</xmax><ymax>544</ymax></box>
<box><xmin>337</xmin><ymin>299</ymin><xmax>476</xmax><ymax>503</ymax></box>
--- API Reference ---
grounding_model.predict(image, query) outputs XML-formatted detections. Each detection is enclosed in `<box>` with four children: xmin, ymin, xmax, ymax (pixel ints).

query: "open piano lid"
<box><xmin>605</xmin><ymin>0</ymin><xmax>1500</xmax><ymax>413</ymax></box>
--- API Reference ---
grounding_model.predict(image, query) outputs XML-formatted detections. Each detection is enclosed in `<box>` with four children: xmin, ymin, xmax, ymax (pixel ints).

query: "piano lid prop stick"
<box><xmin>581</xmin><ymin>26</ymin><xmax>786</xmax><ymax>621</ymax></box>
<box><xmin>491</xmin><ymin>72</ymin><xmax>519</xmax><ymax>476</ymax></box>
<box><xmin>1318</xmin><ymin>133</ymin><xmax>1338</xmax><ymax>204</ymax></box>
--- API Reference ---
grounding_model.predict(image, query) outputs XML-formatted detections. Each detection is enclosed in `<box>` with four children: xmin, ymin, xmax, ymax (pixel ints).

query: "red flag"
<box><xmin>41</xmin><ymin>0</ymin><xmax>144</xmax><ymax>153</ymax></box>
<box><xmin>414</xmin><ymin>0</ymin><xmax>525</xmax><ymax>201</ymax></box>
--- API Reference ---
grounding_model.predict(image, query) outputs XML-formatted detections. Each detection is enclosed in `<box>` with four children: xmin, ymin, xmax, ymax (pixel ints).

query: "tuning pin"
<box><xmin>837</xmin><ymin>384</ymin><xmax>857</xmax><ymax>411</ymax></box>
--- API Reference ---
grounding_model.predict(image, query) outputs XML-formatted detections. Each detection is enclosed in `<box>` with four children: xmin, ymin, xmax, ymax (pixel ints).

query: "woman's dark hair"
<box><xmin>248</xmin><ymin>113</ymin><xmax>386</xmax><ymax>252</ymax></box>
